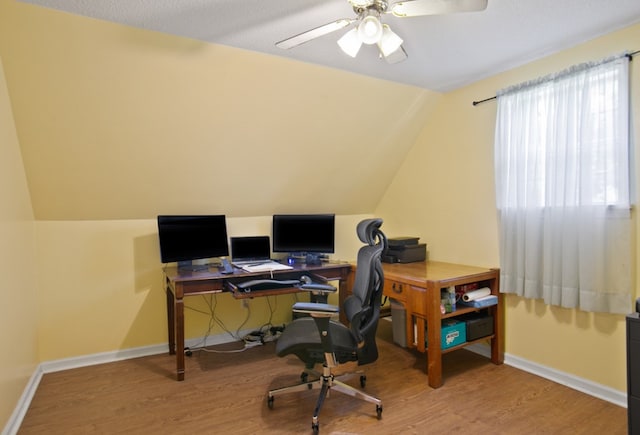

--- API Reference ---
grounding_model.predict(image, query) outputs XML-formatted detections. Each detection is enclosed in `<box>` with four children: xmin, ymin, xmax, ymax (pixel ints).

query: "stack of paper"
<box><xmin>242</xmin><ymin>262</ymin><xmax>293</xmax><ymax>273</ymax></box>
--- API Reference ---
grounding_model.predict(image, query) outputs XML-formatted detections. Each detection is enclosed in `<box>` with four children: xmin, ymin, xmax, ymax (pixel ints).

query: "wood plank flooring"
<box><xmin>18</xmin><ymin>320</ymin><xmax>626</xmax><ymax>434</ymax></box>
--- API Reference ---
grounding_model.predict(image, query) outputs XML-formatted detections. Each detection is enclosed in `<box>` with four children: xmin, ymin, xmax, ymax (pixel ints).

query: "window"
<box><xmin>494</xmin><ymin>54</ymin><xmax>632</xmax><ymax>314</ymax></box>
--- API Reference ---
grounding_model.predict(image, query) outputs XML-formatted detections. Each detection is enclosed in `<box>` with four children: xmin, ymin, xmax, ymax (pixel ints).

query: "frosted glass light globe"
<box><xmin>358</xmin><ymin>15</ymin><xmax>383</xmax><ymax>44</ymax></box>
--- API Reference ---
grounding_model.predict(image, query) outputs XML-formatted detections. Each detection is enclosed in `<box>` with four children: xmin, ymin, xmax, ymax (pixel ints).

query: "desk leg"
<box><xmin>175</xmin><ymin>297</ymin><xmax>185</xmax><ymax>381</ymax></box>
<box><xmin>166</xmin><ymin>287</ymin><xmax>175</xmax><ymax>356</ymax></box>
<box><xmin>490</xmin><ymin>292</ymin><xmax>505</xmax><ymax>365</ymax></box>
<box><xmin>426</xmin><ymin>324</ymin><xmax>442</xmax><ymax>388</ymax></box>
<box><xmin>426</xmin><ymin>282</ymin><xmax>443</xmax><ymax>389</ymax></box>
<box><xmin>166</xmin><ymin>285</ymin><xmax>185</xmax><ymax>381</ymax></box>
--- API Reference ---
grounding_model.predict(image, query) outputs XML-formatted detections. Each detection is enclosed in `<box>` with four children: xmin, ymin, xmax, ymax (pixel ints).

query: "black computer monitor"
<box><xmin>157</xmin><ymin>215</ymin><xmax>229</xmax><ymax>270</ymax></box>
<box><xmin>272</xmin><ymin>214</ymin><xmax>335</xmax><ymax>264</ymax></box>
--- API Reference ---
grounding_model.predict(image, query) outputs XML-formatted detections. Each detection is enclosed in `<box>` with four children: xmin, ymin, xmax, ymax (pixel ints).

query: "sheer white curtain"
<box><xmin>494</xmin><ymin>54</ymin><xmax>632</xmax><ymax>314</ymax></box>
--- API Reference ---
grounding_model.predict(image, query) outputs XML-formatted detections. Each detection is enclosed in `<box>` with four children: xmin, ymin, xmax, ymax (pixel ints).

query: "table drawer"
<box><xmin>384</xmin><ymin>279</ymin><xmax>408</xmax><ymax>301</ymax></box>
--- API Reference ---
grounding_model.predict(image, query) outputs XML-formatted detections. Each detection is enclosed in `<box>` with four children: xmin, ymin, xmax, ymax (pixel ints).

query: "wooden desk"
<box><xmin>342</xmin><ymin>261</ymin><xmax>503</xmax><ymax>389</ymax></box>
<box><xmin>163</xmin><ymin>262</ymin><xmax>352</xmax><ymax>381</ymax></box>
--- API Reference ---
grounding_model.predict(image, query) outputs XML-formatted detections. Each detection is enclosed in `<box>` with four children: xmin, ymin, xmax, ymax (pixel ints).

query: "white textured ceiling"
<box><xmin>17</xmin><ymin>0</ymin><xmax>640</xmax><ymax>91</ymax></box>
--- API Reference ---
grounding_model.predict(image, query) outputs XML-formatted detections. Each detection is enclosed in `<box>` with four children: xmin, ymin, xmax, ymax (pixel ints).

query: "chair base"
<box><xmin>267</xmin><ymin>365</ymin><xmax>382</xmax><ymax>433</ymax></box>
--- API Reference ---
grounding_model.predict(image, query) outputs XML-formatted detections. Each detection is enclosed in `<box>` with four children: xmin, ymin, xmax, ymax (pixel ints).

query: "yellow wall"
<box><xmin>33</xmin><ymin>214</ymin><xmax>370</xmax><ymax>361</ymax></box>
<box><xmin>376</xmin><ymin>23</ymin><xmax>640</xmax><ymax>392</ymax></box>
<box><xmin>0</xmin><ymin>2</ymin><xmax>407</xmax><ymax>427</ymax></box>
<box><xmin>1</xmin><ymin>1</ymin><xmax>440</xmax><ymax>221</ymax></box>
<box><xmin>1</xmin><ymin>0</ymin><xmax>639</xmax><ymax>428</ymax></box>
<box><xmin>0</xmin><ymin>56</ymin><xmax>39</xmax><ymax>428</ymax></box>
<box><xmin>0</xmin><ymin>0</ymin><xmax>413</xmax><ymax>371</ymax></box>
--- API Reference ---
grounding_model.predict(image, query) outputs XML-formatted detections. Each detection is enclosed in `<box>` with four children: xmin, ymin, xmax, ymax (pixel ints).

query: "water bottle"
<box><xmin>447</xmin><ymin>286</ymin><xmax>457</xmax><ymax>312</ymax></box>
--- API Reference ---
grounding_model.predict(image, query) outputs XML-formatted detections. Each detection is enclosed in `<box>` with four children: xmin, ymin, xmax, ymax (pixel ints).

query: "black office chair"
<box><xmin>267</xmin><ymin>218</ymin><xmax>386</xmax><ymax>434</ymax></box>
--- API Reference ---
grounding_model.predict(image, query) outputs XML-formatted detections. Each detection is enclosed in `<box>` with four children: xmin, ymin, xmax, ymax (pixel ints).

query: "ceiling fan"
<box><xmin>276</xmin><ymin>0</ymin><xmax>488</xmax><ymax>63</ymax></box>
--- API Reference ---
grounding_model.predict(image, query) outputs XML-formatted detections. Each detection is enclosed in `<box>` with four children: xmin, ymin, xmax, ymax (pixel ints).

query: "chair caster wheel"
<box><xmin>184</xmin><ymin>347</ymin><xmax>192</xmax><ymax>357</ymax></box>
<box><xmin>301</xmin><ymin>372</ymin><xmax>308</xmax><ymax>383</ymax></box>
<box><xmin>360</xmin><ymin>375</ymin><xmax>366</xmax><ymax>388</ymax></box>
<box><xmin>267</xmin><ymin>396</ymin><xmax>274</xmax><ymax>409</ymax></box>
<box><xmin>376</xmin><ymin>404</ymin><xmax>383</xmax><ymax>420</ymax></box>
<box><xmin>312</xmin><ymin>422</ymin><xmax>319</xmax><ymax>434</ymax></box>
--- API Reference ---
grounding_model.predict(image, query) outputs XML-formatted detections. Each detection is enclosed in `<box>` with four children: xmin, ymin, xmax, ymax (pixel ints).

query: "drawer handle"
<box><xmin>392</xmin><ymin>283</ymin><xmax>403</xmax><ymax>293</ymax></box>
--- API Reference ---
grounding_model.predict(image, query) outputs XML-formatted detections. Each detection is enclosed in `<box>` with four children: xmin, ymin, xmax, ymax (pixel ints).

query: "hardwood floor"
<box><xmin>19</xmin><ymin>320</ymin><xmax>626</xmax><ymax>434</ymax></box>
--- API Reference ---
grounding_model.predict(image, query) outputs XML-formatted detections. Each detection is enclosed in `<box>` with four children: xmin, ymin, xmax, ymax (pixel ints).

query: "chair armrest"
<box><xmin>299</xmin><ymin>283</ymin><xmax>337</xmax><ymax>293</ymax></box>
<box><xmin>292</xmin><ymin>302</ymin><xmax>339</xmax><ymax>317</ymax></box>
<box><xmin>306</xmin><ymin>272</ymin><xmax>332</xmax><ymax>283</ymax></box>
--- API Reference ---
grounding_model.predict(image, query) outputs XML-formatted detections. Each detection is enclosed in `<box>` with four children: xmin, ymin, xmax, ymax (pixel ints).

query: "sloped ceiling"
<box><xmin>1</xmin><ymin>1</ymin><xmax>441</xmax><ymax>220</ymax></box>
<box><xmin>15</xmin><ymin>0</ymin><xmax>640</xmax><ymax>91</ymax></box>
<box><xmin>3</xmin><ymin>1</ymin><xmax>640</xmax><ymax>221</ymax></box>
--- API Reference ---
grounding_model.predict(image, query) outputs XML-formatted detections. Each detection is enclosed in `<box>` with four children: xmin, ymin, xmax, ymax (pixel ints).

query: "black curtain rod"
<box><xmin>472</xmin><ymin>49</ymin><xmax>640</xmax><ymax>106</ymax></box>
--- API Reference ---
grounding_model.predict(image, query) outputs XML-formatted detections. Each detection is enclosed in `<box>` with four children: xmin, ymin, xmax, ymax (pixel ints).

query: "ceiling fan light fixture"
<box><xmin>378</xmin><ymin>24</ymin><xmax>403</xmax><ymax>57</ymax></box>
<box><xmin>277</xmin><ymin>0</ymin><xmax>489</xmax><ymax>65</ymax></box>
<box><xmin>337</xmin><ymin>28</ymin><xmax>362</xmax><ymax>57</ymax></box>
<box><xmin>357</xmin><ymin>15</ymin><xmax>383</xmax><ymax>44</ymax></box>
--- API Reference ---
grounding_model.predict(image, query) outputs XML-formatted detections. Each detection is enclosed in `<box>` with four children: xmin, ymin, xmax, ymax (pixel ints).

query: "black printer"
<box><xmin>382</xmin><ymin>237</ymin><xmax>426</xmax><ymax>263</ymax></box>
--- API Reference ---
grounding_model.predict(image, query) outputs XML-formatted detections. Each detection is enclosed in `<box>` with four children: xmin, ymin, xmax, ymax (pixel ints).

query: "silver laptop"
<box><xmin>230</xmin><ymin>236</ymin><xmax>272</xmax><ymax>267</ymax></box>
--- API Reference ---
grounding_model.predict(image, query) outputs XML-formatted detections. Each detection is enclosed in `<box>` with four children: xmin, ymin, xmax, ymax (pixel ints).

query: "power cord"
<box><xmin>242</xmin><ymin>323</ymin><xmax>285</xmax><ymax>345</ymax></box>
<box><xmin>184</xmin><ymin>293</ymin><xmax>287</xmax><ymax>354</ymax></box>
<box><xmin>184</xmin><ymin>293</ymin><xmax>252</xmax><ymax>354</ymax></box>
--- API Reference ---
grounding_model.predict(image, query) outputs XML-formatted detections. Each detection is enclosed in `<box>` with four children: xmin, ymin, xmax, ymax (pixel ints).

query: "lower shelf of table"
<box><xmin>406</xmin><ymin>334</ymin><xmax>495</xmax><ymax>354</ymax></box>
<box><xmin>440</xmin><ymin>334</ymin><xmax>495</xmax><ymax>354</ymax></box>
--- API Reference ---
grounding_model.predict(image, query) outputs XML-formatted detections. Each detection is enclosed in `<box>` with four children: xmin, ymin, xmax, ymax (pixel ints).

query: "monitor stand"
<box><xmin>305</xmin><ymin>253</ymin><xmax>323</xmax><ymax>265</ymax></box>
<box><xmin>285</xmin><ymin>253</ymin><xmax>325</xmax><ymax>266</ymax></box>
<box><xmin>177</xmin><ymin>260</ymin><xmax>209</xmax><ymax>272</ymax></box>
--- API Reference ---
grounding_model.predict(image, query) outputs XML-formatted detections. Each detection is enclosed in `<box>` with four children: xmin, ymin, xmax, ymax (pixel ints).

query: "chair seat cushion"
<box><xmin>275</xmin><ymin>317</ymin><xmax>358</xmax><ymax>365</ymax></box>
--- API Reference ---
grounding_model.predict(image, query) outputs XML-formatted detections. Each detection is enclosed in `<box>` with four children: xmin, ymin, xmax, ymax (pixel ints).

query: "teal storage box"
<box><xmin>426</xmin><ymin>319</ymin><xmax>466</xmax><ymax>350</ymax></box>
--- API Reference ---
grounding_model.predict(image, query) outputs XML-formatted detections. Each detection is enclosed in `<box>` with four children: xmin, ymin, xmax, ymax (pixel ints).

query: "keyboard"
<box><xmin>241</xmin><ymin>262</ymin><xmax>292</xmax><ymax>272</ymax></box>
<box><xmin>231</xmin><ymin>259</ymin><xmax>272</xmax><ymax>267</ymax></box>
<box><xmin>236</xmin><ymin>279</ymin><xmax>301</xmax><ymax>292</ymax></box>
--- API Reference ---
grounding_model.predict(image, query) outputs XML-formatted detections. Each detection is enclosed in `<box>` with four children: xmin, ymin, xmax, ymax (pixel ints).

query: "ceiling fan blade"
<box><xmin>348</xmin><ymin>0</ymin><xmax>376</xmax><ymax>6</ymax></box>
<box><xmin>276</xmin><ymin>19</ymin><xmax>355</xmax><ymax>50</ymax></box>
<box><xmin>389</xmin><ymin>0</ymin><xmax>488</xmax><ymax>17</ymax></box>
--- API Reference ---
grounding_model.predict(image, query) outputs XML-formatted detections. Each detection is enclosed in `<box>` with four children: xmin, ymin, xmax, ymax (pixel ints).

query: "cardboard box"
<box><xmin>426</xmin><ymin>319</ymin><xmax>466</xmax><ymax>350</ymax></box>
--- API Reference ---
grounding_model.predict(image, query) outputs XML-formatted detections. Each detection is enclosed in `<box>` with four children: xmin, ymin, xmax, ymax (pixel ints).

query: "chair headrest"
<box><xmin>357</xmin><ymin>218</ymin><xmax>384</xmax><ymax>246</ymax></box>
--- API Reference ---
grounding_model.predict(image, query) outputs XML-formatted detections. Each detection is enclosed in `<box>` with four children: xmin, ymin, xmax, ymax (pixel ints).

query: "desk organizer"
<box><xmin>464</xmin><ymin>314</ymin><xmax>494</xmax><ymax>341</ymax></box>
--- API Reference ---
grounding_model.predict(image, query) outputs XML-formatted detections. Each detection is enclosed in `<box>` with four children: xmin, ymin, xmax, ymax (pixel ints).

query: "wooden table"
<box><xmin>341</xmin><ymin>261</ymin><xmax>503</xmax><ymax>388</ymax></box>
<box><xmin>163</xmin><ymin>261</ymin><xmax>352</xmax><ymax>381</ymax></box>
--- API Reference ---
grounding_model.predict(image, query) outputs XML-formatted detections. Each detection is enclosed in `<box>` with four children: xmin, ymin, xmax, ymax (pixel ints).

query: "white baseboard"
<box><xmin>3</xmin><ymin>337</ymin><xmax>627</xmax><ymax>435</ymax></box>
<box><xmin>2</xmin><ymin>366</ymin><xmax>43</xmax><ymax>435</ymax></box>
<box><xmin>465</xmin><ymin>343</ymin><xmax>627</xmax><ymax>408</ymax></box>
<box><xmin>40</xmin><ymin>328</ymin><xmax>262</xmax><ymax>374</ymax></box>
<box><xmin>2</xmin><ymin>331</ymin><xmax>246</xmax><ymax>435</ymax></box>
